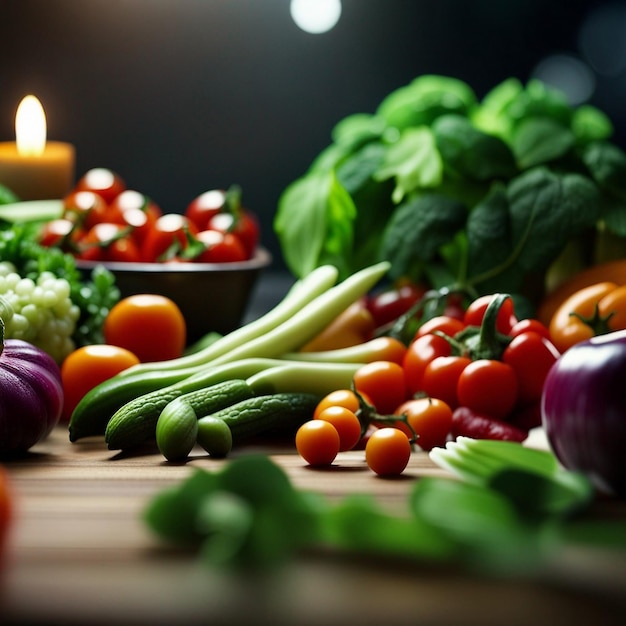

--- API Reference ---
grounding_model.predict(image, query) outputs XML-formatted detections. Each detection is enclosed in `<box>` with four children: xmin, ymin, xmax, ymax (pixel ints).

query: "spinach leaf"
<box><xmin>274</xmin><ymin>170</ymin><xmax>356</xmax><ymax>278</ymax></box>
<box><xmin>582</xmin><ymin>141</ymin><xmax>626</xmax><ymax>201</ymax></box>
<box><xmin>572</xmin><ymin>104</ymin><xmax>614</xmax><ymax>143</ymax></box>
<box><xmin>380</xmin><ymin>193</ymin><xmax>466</xmax><ymax>280</ymax></box>
<box><xmin>376</xmin><ymin>74</ymin><xmax>476</xmax><ymax>130</ymax></box>
<box><xmin>512</xmin><ymin>117</ymin><xmax>576</xmax><ymax>169</ymax></box>
<box><xmin>432</xmin><ymin>114</ymin><xmax>518</xmax><ymax>181</ymax></box>
<box><xmin>373</xmin><ymin>127</ymin><xmax>443</xmax><ymax>202</ymax></box>
<box><xmin>466</xmin><ymin>168</ymin><xmax>601</xmax><ymax>293</ymax></box>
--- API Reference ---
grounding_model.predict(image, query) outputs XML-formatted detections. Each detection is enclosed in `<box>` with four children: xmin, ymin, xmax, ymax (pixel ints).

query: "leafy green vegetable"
<box><xmin>275</xmin><ymin>75</ymin><xmax>624</xmax><ymax>305</ymax></box>
<box><xmin>144</xmin><ymin>443</ymin><xmax>625</xmax><ymax>575</ymax></box>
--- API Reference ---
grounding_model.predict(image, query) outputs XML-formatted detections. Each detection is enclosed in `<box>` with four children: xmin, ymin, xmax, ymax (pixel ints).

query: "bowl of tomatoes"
<box><xmin>39</xmin><ymin>169</ymin><xmax>273</xmax><ymax>344</ymax></box>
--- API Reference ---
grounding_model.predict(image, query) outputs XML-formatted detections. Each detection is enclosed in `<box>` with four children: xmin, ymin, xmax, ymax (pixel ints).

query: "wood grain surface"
<box><xmin>0</xmin><ymin>425</ymin><xmax>625</xmax><ymax>626</ymax></box>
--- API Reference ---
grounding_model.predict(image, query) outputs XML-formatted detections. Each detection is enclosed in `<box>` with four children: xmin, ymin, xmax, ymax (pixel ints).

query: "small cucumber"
<box><xmin>106</xmin><ymin>378</ymin><xmax>256</xmax><ymax>451</ymax></box>
<box><xmin>198</xmin><ymin>392</ymin><xmax>320</xmax><ymax>445</ymax></box>
<box><xmin>196</xmin><ymin>416</ymin><xmax>233</xmax><ymax>457</ymax></box>
<box><xmin>156</xmin><ymin>398</ymin><xmax>199</xmax><ymax>462</ymax></box>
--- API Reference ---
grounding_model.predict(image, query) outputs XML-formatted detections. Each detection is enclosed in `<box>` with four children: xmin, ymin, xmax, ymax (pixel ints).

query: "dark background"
<box><xmin>2</xmin><ymin>0</ymin><xmax>626</xmax><ymax>272</ymax></box>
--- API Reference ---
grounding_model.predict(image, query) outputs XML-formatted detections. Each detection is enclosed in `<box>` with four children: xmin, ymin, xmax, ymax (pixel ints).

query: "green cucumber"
<box><xmin>198</xmin><ymin>392</ymin><xmax>320</xmax><ymax>444</ymax></box>
<box><xmin>106</xmin><ymin>377</ymin><xmax>257</xmax><ymax>451</ymax></box>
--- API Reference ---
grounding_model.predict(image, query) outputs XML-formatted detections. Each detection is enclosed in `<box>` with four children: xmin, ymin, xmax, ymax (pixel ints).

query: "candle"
<box><xmin>0</xmin><ymin>95</ymin><xmax>75</xmax><ymax>201</ymax></box>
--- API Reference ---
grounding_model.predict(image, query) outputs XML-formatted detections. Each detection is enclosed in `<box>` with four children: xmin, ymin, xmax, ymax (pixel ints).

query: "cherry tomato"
<box><xmin>38</xmin><ymin>218</ymin><xmax>83</xmax><ymax>251</ymax></box>
<box><xmin>193</xmin><ymin>229</ymin><xmax>248</xmax><ymax>263</ymax></box>
<box><xmin>402</xmin><ymin>333</ymin><xmax>452</xmax><ymax>396</ymax></box>
<box><xmin>77</xmin><ymin>223</ymin><xmax>139</xmax><ymax>262</ymax></box>
<box><xmin>109</xmin><ymin>190</ymin><xmax>162</xmax><ymax>247</ymax></box>
<box><xmin>366</xmin><ymin>282</ymin><xmax>425</xmax><ymax>328</ymax></box>
<box><xmin>365</xmin><ymin>427</ymin><xmax>411</xmax><ymax>476</ymax></box>
<box><xmin>103</xmin><ymin>294</ymin><xmax>186</xmax><ymax>362</ymax></box>
<box><xmin>118</xmin><ymin>206</ymin><xmax>158</xmax><ymax>248</ymax></box>
<box><xmin>74</xmin><ymin>167</ymin><xmax>126</xmax><ymax>204</ymax></box>
<box><xmin>63</xmin><ymin>190</ymin><xmax>120</xmax><ymax>231</ymax></box>
<box><xmin>364</xmin><ymin>337</ymin><xmax>408</xmax><ymax>365</ymax></box>
<box><xmin>464</xmin><ymin>294</ymin><xmax>517</xmax><ymax>334</ymax></box>
<box><xmin>502</xmin><ymin>332</ymin><xmax>559</xmax><ymax>405</ymax></box>
<box><xmin>207</xmin><ymin>210</ymin><xmax>259</xmax><ymax>258</ymax></box>
<box><xmin>60</xmin><ymin>344</ymin><xmax>140</xmax><ymax>421</ymax></box>
<box><xmin>314</xmin><ymin>389</ymin><xmax>362</xmax><ymax>419</ymax></box>
<box><xmin>295</xmin><ymin>420</ymin><xmax>340</xmax><ymax>466</ymax></box>
<box><xmin>315</xmin><ymin>406</ymin><xmax>362</xmax><ymax>452</ymax></box>
<box><xmin>394</xmin><ymin>397</ymin><xmax>453</xmax><ymax>451</ymax></box>
<box><xmin>509</xmin><ymin>318</ymin><xmax>551</xmax><ymax>341</ymax></box>
<box><xmin>456</xmin><ymin>359</ymin><xmax>518</xmax><ymax>420</ymax></box>
<box><xmin>421</xmin><ymin>355</ymin><xmax>472</xmax><ymax>409</ymax></box>
<box><xmin>141</xmin><ymin>213</ymin><xmax>199</xmax><ymax>262</ymax></box>
<box><xmin>185</xmin><ymin>189</ymin><xmax>226</xmax><ymax>230</ymax></box>
<box><xmin>0</xmin><ymin>465</ymin><xmax>12</xmax><ymax>557</ymax></box>
<box><xmin>353</xmin><ymin>360</ymin><xmax>407</xmax><ymax>414</ymax></box>
<box><xmin>415</xmin><ymin>315</ymin><xmax>466</xmax><ymax>340</ymax></box>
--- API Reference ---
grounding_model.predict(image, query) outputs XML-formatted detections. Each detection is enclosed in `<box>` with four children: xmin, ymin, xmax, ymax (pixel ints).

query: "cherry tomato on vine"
<box><xmin>103</xmin><ymin>294</ymin><xmax>186</xmax><ymax>362</ymax></box>
<box><xmin>456</xmin><ymin>359</ymin><xmax>518</xmax><ymax>420</ymax></box>
<box><xmin>421</xmin><ymin>355</ymin><xmax>472</xmax><ymax>409</ymax></box>
<box><xmin>185</xmin><ymin>189</ymin><xmax>227</xmax><ymax>231</ymax></box>
<box><xmin>502</xmin><ymin>332</ymin><xmax>559</xmax><ymax>405</ymax></box>
<box><xmin>38</xmin><ymin>218</ymin><xmax>83</xmax><ymax>251</ymax></box>
<box><xmin>74</xmin><ymin>168</ymin><xmax>126</xmax><ymax>205</ymax></box>
<box><xmin>394</xmin><ymin>397</ymin><xmax>453</xmax><ymax>451</ymax></box>
<box><xmin>77</xmin><ymin>223</ymin><xmax>140</xmax><ymax>262</ymax></box>
<box><xmin>415</xmin><ymin>315</ymin><xmax>466</xmax><ymax>340</ymax></box>
<box><xmin>141</xmin><ymin>213</ymin><xmax>199</xmax><ymax>262</ymax></box>
<box><xmin>60</xmin><ymin>344</ymin><xmax>140</xmax><ymax>421</ymax></box>
<box><xmin>208</xmin><ymin>210</ymin><xmax>259</xmax><ymax>258</ymax></box>
<box><xmin>464</xmin><ymin>294</ymin><xmax>517</xmax><ymax>334</ymax></box>
<box><xmin>353</xmin><ymin>360</ymin><xmax>407</xmax><ymax>414</ymax></box>
<box><xmin>402</xmin><ymin>333</ymin><xmax>452</xmax><ymax>396</ymax></box>
<box><xmin>194</xmin><ymin>229</ymin><xmax>248</xmax><ymax>263</ymax></box>
<box><xmin>64</xmin><ymin>190</ymin><xmax>120</xmax><ymax>231</ymax></box>
<box><xmin>315</xmin><ymin>406</ymin><xmax>361</xmax><ymax>451</ymax></box>
<box><xmin>295</xmin><ymin>420</ymin><xmax>340</xmax><ymax>466</ymax></box>
<box><xmin>314</xmin><ymin>389</ymin><xmax>362</xmax><ymax>419</ymax></box>
<box><xmin>365</xmin><ymin>427</ymin><xmax>411</xmax><ymax>476</ymax></box>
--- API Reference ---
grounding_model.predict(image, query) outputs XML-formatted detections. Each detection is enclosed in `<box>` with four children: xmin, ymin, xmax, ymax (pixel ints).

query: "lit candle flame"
<box><xmin>15</xmin><ymin>95</ymin><xmax>47</xmax><ymax>157</ymax></box>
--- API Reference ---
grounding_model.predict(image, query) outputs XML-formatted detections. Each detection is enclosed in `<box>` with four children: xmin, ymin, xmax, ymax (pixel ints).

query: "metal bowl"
<box><xmin>76</xmin><ymin>247</ymin><xmax>272</xmax><ymax>345</ymax></box>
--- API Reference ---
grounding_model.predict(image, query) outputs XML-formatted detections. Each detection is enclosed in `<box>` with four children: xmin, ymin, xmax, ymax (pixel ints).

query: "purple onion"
<box><xmin>541</xmin><ymin>329</ymin><xmax>626</xmax><ymax>499</ymax></box>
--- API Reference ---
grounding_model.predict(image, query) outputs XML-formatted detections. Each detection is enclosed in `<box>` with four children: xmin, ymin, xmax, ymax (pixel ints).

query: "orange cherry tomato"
<box><xmin>314</xmin><ymin>389</ymin><xmax>362</xmax><ymax>418</ymax></box>
<box><xmin>353</xmin><ymin>360</ymin><xmax>407</xmax><ymax>414</ymax></box>
<box><xmin>295</xmin><ymin>420</ymin><xmax>340</xmax><ymax>466</ymax></box>
<box><xmin>394</xmin><ymin>397</ymin><xmax>453</xmax><ymax>451</ymax></box>
<box><xmin>60</xmin><ymin>344</ymin><xmax>140</xmax><ymax>421</ymax></box>
<box><xmin>365</xmin><ymin>427</ymin><xmax>411</xmax><ymax>476</ymax></box>
<box><xmin>103</xmin><ymin>294</ymin><xmax>186</xmax><ymax>362</ymax></box>
<box><xmin>315</xmin><ymin>406</ymin><xmax>362</xmax><ymax>451</ymax></box>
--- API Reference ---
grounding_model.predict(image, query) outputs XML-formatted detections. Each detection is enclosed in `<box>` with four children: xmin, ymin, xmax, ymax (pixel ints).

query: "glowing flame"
<box><xmin>15</xmin><ymin>95</ymin><xmax>46</xmax><ymax>156</ymax></box>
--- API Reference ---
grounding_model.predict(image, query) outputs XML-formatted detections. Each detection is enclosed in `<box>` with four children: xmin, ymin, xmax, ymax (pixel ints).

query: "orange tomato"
<box><xmin>295</xmin><ymin>420</ymin><xmax>340</xmax><ymax>466</ymax></box>
<box><xmin>60</xmin><ymin>344</ymin><xmax>140</xmax><ymax>421</ymax></box>
<box><xmin>315</xmin><ymin>406</ymin><xmax>362</xmax><ymax>452</ymax></box>
<box><xmin>394</xmin><ymin>397</ymin><xmax>453</xmax><ymax>451</ymax></box>
<box><xmin>365</xmin><ymin>427</ymin><xmax>411</xmax><ymax>476</ymax></box>
<box><xmin>103</xmin><ymin>294</ymin><xmax>186</xmax><ymax>362</ymax></box>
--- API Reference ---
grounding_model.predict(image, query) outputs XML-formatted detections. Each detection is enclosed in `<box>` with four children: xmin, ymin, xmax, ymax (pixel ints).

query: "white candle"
<box><xmin>0</xmin><ymin>95</ymin><xmax>75</xmax><ymax>200</ymax></box>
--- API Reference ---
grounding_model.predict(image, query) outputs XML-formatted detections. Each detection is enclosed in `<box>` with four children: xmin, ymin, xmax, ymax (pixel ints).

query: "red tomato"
<box><xmin>109</xmin><ymin>189</ymin><xmax>162</xmax><ymax>220</ymax></box>
<box><xmin>366</xmin><ymin>282</ymin><xmax>425</xmax><ymax>328</ymax></box>
<box><xmin>415</xmin><ymin>315</ymin><xmax>466</xmax><ymax>339</ymax></box>
<box><xmin>103</xmin><ymin>294</ymin><xmax>186</xmax><ymax>362</ymax></box>
<box><xmin>295</xmin><ymin>420</ymin><xmax>340</xmax><ymax>466</ymax></box>
<box><xmin>464</xmin><ymin>294</ymin><xmax>517</xmax><ymax>334</ymax></box>
<box><xmin>63</xmin><ymin>190</ymin><xmax>121</xmax><ymax>231</ymax></box>
<box><xmin>421</xmin><ymin>355</ymin><xmax>472</xmax><ymax>409</ymax></box>
<box><xmin>118</xmin><ymin>206</ymin><xmax>158</xmax><ymax>248</ymax></box>
<box><xmin>502</xmin><ymin>332</ymin><xmax>559</xmax><ymax>405</ymax></box>
<box><xmin>185</xmin><ymin>189</ymin><xmax>227</xmax><ymax>230</ymax></box>
<box><xmin>456</xmin><ymin>359</ymin><xmax>518</xmax><ymax>420</ymax></box>
<box><xmin>74</xmin><ymin>168</ymin><xmax>126</xmax><ymax>204</ymax></box>
<box><xmin>60</xmin><ymin>344</ymin><xmax>140</xmax><ymax>421</ymax></box>
<box><xmin>141</xmin><ymin>213</ymin><xmax>199</xmax><ymax>262</ymax></box>
<box><xmin>77</xmin><ymin>223</ymin><xmax>139</xmax><ymax>262</ymax></box>
<box><xmin>402</xmin><ymin>333</ymin><xmax>452</xmax><ymax>396</ymax></box>
<box><xmin>365</xmin><ymin>427</ymin><xmax>411</xmax><ymax>476</ymax></box>
<box><xmin>193</xmin><ymin>229</ymin><xmax>248</xmax><ymax>263</ymax></box>
<box><xmin>38</xmin><ymin>218</ymin><xmax>83</xmax><ymax>251</ymax></box>
<box><xmin>207</xmin><ymin>210</ymin><xmax>259</xmax><ymax>258</ymax></box>
<box><xmin>509</xmin><ymin>318</ymin><xmax>552</xmax><ymax>341</ymax></box>
<box><xmin>353</xmin><ymin>360</ymin><xmax>407</xmax><ymax>414</ymax></box>
<box><xmin>394</xmin><ymin>397</ymin><xmax>453</xmax><ymax>451</ymax></box>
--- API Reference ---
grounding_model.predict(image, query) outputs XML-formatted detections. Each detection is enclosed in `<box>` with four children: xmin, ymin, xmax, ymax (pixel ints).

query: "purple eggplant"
<box><xmin>541</xmin><ymin>329</ymin><xmax>626</xmax><ymax>498</ymax></box>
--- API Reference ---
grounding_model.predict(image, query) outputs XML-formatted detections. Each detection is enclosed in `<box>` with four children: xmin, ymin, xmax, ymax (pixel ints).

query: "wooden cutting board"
<box><xmin>0</xmin><ymin>425</ymin><xmax>625</xmax><ymax>626</ymax></box>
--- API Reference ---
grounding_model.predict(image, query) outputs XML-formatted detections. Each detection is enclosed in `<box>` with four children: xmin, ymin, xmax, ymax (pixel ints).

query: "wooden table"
<box><xmin>0</xmin><ymin>425</ymin><xmax>625</xmax><ymax>626</ymax></box>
